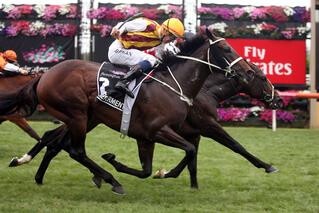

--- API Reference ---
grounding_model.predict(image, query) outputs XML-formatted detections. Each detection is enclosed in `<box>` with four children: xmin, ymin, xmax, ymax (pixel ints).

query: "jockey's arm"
<box><xmin>4</xmin><ymin>63</ymin><xmax>28</xmax><ymax>75</ymax></box>
<box><xmin>113</xmin><ymin>18</ymin><xmax>148</xmax><ymax>36</ymax></box>
<box><xmin>144</xmin><ymin>39</ymin><xmax>182</xmax><ymax>61</ymax></box>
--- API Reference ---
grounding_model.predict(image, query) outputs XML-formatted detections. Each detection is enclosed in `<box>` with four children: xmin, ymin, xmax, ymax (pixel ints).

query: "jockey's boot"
<box><xmin>115</xmin><ymin>60</ymin><xmax>152</xmax><ymax>98</ymax></box>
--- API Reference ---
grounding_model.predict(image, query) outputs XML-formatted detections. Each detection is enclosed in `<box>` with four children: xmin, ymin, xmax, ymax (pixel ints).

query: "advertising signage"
<box><xmin>0</xmin><ymin>36</ymin><xmax>75</xmax><ymax>72</ymax></box>
<box><xmin>226</xmin><ymin>39</ymin><xmax>307</xmax><ymax>85</ymax></box>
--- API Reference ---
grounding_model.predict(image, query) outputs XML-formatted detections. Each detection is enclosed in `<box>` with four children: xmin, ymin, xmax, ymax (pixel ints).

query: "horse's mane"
<box><xmin>0</xmin><ymin>71</ymin><xmax>44</xmax><ymax>79</ymax></box>
<box><xmin>0</xmin><ymin>71</ymin><xmax>21</xmax><ymax>78</ymax></box>
<box><xmin>158</xmin><ymin>34</ymin><xmax>206</xmax><ymax>70</ymax></box>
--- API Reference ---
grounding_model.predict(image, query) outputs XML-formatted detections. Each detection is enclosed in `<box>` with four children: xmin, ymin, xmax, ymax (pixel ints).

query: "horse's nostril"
<box><xmin>272</xmin><ymin>99</ymin><xmax>284</xmax><ymax>109</ymax></box>
<box><xmin>278</xmin><ymin>100</ymin><xmax>284</xmax><ymax>109</ymax></box>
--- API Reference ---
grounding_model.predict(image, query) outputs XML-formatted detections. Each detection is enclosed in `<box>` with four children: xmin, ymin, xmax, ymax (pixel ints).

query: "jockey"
<box><xmin>108</xmin><ymin>17</ymin><xmax>185</xmax><ymax>98</ymax></box>
<box><xmin>0</xmin><ymin>50</ymin><xmax>28</xmax><ymax>75</ymax></box>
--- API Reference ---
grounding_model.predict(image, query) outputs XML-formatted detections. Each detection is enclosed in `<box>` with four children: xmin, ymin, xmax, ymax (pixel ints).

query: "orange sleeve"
<box><xmin>0</xmin><ymin>56</ymin><xmax>7</xmax><ymax>71</ymax></box>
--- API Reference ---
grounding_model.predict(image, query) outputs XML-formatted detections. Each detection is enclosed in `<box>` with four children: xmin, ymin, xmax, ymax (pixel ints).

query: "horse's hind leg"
<box><xmin>67</xmin><ymin>116</ymin><xmax>124</xmax><ymax>195</ymax></box>
<box><xmin>35</xmin><ymin>132</ymin><xmax>69</xmax><ymax>184</ymax></box>
<box><xmin>101</xmin><ymin>139</ymin><xmax>155</xmax><ymax>178</ymax></box>
<box><xmin>9</xmin><ymin>125</ymin><xmax>66</xmax><ymax>167</ymax></box>
<box><xmin>35</xmin><ymin>120</ymin><xmax>99</xmax><ymax>185</ymax></box>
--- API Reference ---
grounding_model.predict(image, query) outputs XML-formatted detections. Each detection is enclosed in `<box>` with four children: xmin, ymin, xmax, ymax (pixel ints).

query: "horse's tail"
<box><xmin>0</xmin><ymin>76</ymin><xmax>40</xmax><ymax>117</ymax></box>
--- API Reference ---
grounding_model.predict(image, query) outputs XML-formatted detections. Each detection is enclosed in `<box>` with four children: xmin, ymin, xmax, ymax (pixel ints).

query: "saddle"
<box><xmin>96</xmin><ymin>62</ymin><xmax>152</xmax><ymax>111</ymax></box>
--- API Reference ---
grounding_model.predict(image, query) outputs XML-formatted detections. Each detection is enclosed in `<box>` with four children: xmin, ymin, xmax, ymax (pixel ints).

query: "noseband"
<box><xmin>261</xmin><ymin>78</ymin><xmax>275</xmax><ymax>103</ymax></box>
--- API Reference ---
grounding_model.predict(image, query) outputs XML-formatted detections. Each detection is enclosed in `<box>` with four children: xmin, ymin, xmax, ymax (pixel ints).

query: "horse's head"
<box><xmin>240</xmin><ymin>61</ymin><xmax>283</xmax><ymax>109</ymax></box>
<box><xmin>204</xmin><ymin>28</ymin><xmax>282</xmax><ymax>109</ymax></box>
<box><xmin>205</xmin><ymin>28</ymin><xmax>254</xmax><ymax>84</ymax></box>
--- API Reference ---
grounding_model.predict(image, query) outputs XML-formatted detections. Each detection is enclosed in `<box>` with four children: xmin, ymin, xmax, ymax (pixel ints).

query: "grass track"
<box><xmin>0</xmin><ymin>121</ymin><xmax>318</xmax><ymax>212</ymax></box>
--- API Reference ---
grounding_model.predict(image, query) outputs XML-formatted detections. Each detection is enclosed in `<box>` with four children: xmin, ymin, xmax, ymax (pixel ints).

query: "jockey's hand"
<box><xmin>164</xmin><ymin>42</ymin><xmax>180</xmax><ymax>56</ymax></box>
<box><xmin>111</xmin><ymin>27</ymin><xmax>120</xmax><ymax>38</ymax></box>
<box><xmin>19</xmin><ymin>68</ymin><xmax>28</xmax><ymax>75</ymax></box>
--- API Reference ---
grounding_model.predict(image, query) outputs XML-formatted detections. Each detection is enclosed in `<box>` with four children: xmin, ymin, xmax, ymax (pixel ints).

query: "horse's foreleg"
<box><xmin>202</xmin><ymin>119</ymin><xmax>278</xmax><ymax>173</ymax></box>
<box><xmin>154</xmin><ymin>135</ymin><xmax>200</xmax><ymax>188</ymax></box>
<box><xmin>101</xmin><ymin>139</ymin><xmax>155</xmax><ymax>178</ymax></box>
<box><xmin>67</xmin><ymin>117</ymin><xmax>124</xmax><ymax>195</ymax></box>
<box><xmin>35</xmin><ymin>120</ymin><xmax>99</xmax><ymax>186</ymax></box>
<box><xmin>9</xmin><ymin>117</ymin><xmax>41</xmax><ymax>141</ymax></box>
<box><xmin>154</xmin><ymin>125</ymin><xmax>198</xmax><ymax>188</ymax></box>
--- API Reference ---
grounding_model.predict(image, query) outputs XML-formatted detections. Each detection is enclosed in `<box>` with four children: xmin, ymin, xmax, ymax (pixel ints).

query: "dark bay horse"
<box><xmin>95</xmin><ymin>62</ymin><xmax>283</xmax><ymax>188</ymax></box>
<box><xmin>10</xmin><ymin>38</ymin><xmax>282</xmax><ymax>190</ymax></box>
<box><xmin>0</xmin><ymin>74</ymin><xmax>41</xmax><ymax>142</ymax></box>
<box><xmin>0</xmin><ymin>30</ymin><xmax>257</xmax><ymax>194</ymax></box>
<box><xmin>25</xmin><ymin>59</ymin><xmax>282</xmax><ymax>190</ymax></box>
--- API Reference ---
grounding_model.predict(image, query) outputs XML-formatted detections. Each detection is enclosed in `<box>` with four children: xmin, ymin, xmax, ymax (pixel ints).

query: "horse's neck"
<box><xmin>202</xmin><ymin>72</ymin><xmax>229</xmax><ymax>91</ymax></box>
<box><xmin>170</xmin><ymin>48</ymin><xmax>211</xmax><ymax>99</ymax></box>
<box><xmin>206</xmin><ymin>77</ymin><xmax>241</xmax><ymax>103</ymax></box>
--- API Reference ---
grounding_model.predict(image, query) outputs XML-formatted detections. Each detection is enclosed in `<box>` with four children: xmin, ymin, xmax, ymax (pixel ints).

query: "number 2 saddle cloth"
<box><xmin>96</xmin><ymin>62</ymin><xmax>153</xmax><ymax>135</ymax></box>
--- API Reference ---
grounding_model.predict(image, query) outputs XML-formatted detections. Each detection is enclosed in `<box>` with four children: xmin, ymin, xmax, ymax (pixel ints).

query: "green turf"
<box><xmin>0</xmin><ymin>121</ymin><xmax>318</xmax><ymax>213</ymax></box>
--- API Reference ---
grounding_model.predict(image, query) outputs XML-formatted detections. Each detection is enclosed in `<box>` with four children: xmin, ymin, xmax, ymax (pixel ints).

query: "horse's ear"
<box><xmin>198</xmin><ymin>26</ymin><xmax>206</xmax><ymax>37</ymax></box>
<box><xmin>206</xmin><ymin>27</ymin><xmax>217</xmax><ymax>40</ymax></box>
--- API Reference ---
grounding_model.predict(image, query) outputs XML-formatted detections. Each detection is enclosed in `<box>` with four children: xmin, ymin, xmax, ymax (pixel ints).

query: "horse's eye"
<box><xmin>247</xmin><ymin>70</ymin><xmax>255</xmax><ymax>77</ymax></box>
<box><xmin>223</xmin><ymin>46</ymin><xmax>231</xmax><ymax>52</ymax></box>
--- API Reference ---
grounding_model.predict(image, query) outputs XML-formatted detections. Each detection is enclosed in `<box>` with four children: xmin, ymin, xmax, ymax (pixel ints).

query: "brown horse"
<box><xmin>28</xmin><ymin>60</ymin><xmax>282</xmax><ymax>190</ymax></box>
<box><xmin>0</xmin><ymin>30</ymin><xmax>257</xmax><ymax>194</ymax></box>
<box><xmin>0</xmin><ymin>73</ymin><xmax>41</xmax><ymax>142</ymax></box>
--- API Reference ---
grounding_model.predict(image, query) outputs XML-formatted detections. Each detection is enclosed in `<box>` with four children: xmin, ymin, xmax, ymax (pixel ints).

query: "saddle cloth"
<box><xmin>96</xmin><ymin>62</ymin><xmax>153</xmax><ymax>135</ymax></box>
<box><xmin>97</xmin><ymin>62</ymin><xmax>139</xmax><ymax>110</ymax></box>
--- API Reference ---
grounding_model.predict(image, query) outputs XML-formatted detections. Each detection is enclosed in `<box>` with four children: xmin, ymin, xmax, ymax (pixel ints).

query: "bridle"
<box><xmin>177</xmin><ymin>37</ymin><xmax>276</xmax><ymax>105</ymax></box>
<box><xmin>176</xmin><ymin>37</ymin><xmax>243</xmax><ymax>77</ymax></box>
<box><xmin>143</xmin><ymin>36</ymin><xmax>277</xmax><ymax>107</ymax></box>
<box><xmin>209</xmin><ymin>38</ymin><xmax>276</xmax><ymax>104</ymax></box>
<box><xmin>208</xmin><ymin>38</ymin><xmax>244</xmax><ymax>77</ymax></box>
<box><xmin>261</xmin><ymin>78</ymin><xmax>275</xmax><ymax>103</ymax></box>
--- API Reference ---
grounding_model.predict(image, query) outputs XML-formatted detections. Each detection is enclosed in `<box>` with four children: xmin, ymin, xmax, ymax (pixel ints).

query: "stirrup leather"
<box><xmin>115</xmin><ymin>81</ymin><xmax>134</xmax><ymax>98</ymax></box>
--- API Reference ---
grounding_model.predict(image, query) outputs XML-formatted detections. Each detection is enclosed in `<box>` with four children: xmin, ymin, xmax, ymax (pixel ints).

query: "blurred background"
<box><xmin>0</xmin><ymin>0</ymin><xmax>317</xmax><ymax>128</ymax></box>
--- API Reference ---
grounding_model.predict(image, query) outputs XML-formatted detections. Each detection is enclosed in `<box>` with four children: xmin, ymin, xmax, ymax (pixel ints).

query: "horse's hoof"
<box><xmin>153</xmin><ymin>169</ymin><xmax>167</xmax><ymax>179</ymax></box>
<box><xmin>101</xmin><ymin>153</ymin><xmax>115</xmax><ymax>162</ymax></box>
<box><xmin>35</xmin><ymin>177</ymin><xmax>43</xmax><ymax>185</ymax></box>
<box><xmin>9</xmin><ymin>157</ymin><xmax>19</xmax><ymax>167</ymax></box>
<box><xmin>35</xmin><ymin>173</ymin><xmax>44</xmax><ymax>185</ymax></box>
<box><xmin>191</xmin><ymin>184</ymin><xmax>199</xmax><ymax>189</ymax></box>
<box><xmin>92</xmin><ymin>176</ymin><xmax>102</xmax><ymax>188</ymax></box>
<box><xmin>112</xmin><ymin>186</ymin><xmax>125</xmax><ymax>195</ymax></box>
<box><xmin>266</xmin><ymin>166</ymin><xmax>279</xmax><ymax>173</ymax></box>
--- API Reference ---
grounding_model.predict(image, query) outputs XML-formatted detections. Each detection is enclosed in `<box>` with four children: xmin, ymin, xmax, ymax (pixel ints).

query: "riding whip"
<box><xmin>117</xmin><ymin>12</ymin><xmax>144</xmax><ymax>29</ymax></box>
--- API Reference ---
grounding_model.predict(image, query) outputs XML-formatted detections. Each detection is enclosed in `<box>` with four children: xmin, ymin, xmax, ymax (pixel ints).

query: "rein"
<box><xmin>141</xmin><ymin>68</ymin><xmax>193</xmax><ymax>106</ymax></box>
<box><xmin>139</xmin><ymin>37</ymin><xmax>244</xmax><ymax>106</ymax></box>
<box><xmin>177</xmin><ymin>38</ymin><xmax>243</xmax><ymax>77</ymax></box>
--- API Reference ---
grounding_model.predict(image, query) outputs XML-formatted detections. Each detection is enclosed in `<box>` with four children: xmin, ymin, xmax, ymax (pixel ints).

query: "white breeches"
<box><xmin>108</xmin><ymin>40</ymin><xmax>158</xmax><ymax>67</ymax></box>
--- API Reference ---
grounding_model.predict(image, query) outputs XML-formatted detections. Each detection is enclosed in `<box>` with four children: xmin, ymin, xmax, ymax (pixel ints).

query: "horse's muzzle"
<box><xmin>268</xmin><ymin>97</ymin><xmax>283</xmax><ymax>110</ymax></box>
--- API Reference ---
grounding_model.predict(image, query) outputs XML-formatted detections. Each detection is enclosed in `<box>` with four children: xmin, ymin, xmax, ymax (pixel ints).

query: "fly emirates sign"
<box><xmin>226</xmin><ymin>39</ymin><xmax>306</xmax><ymax>85</ymax></box>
